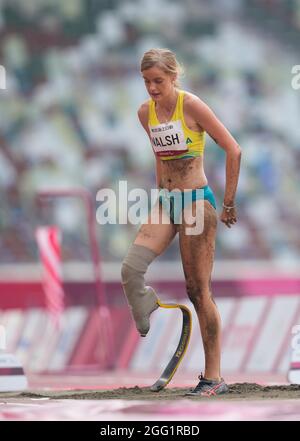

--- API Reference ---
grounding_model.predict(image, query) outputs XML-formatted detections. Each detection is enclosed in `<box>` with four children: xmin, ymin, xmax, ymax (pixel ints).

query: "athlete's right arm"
<box><xmin>137</xmin><ymin>103</ymin><xmax>162</xmax><ymax>188</ymax></box>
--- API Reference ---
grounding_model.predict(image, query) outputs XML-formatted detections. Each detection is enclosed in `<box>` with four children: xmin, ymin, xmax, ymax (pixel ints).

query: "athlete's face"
<box><xmin>142</xmin><ymin>66</ymin><xmax>176</xmax><ymax>101</ymax></box>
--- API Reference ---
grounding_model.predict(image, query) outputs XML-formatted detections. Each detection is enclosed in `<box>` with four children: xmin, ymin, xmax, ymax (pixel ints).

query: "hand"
<box><xmin>220</xmin><ymin>206</ymin><xmax>237</xmax><ymax>228</ymax></box>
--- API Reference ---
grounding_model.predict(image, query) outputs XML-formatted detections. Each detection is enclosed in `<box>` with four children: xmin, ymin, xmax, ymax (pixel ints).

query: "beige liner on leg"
<box><xmin>121</xmin><ymin>244</ymin><xmax>159</xmax><ymax>337</ymax></box>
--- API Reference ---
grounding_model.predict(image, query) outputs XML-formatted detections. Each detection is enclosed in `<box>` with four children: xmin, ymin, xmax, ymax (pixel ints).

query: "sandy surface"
<box><xmin>1</xmin><ymin>383</ymin><xmax>300</xmax><ymax>401</ymax></box>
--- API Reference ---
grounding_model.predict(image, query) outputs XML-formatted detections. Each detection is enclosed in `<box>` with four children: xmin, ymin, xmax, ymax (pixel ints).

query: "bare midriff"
<box><xmin>159</xmin><ymin>156</ymin><xmax>208</xmax><ymax>191</ymax></box>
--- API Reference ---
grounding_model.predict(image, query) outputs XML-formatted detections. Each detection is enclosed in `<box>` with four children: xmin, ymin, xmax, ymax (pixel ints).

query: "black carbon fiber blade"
<box><xmin>150</xmin><ymin>303</ymin><xmax>192</xmax><ymax>392</ymax></box>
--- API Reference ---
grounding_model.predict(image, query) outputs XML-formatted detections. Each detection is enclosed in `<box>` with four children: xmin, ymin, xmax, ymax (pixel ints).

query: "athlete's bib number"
<box><xmin>149</xmin><ymin>120</ymin><xmax>188</xmax><ymax>157</ymax></box>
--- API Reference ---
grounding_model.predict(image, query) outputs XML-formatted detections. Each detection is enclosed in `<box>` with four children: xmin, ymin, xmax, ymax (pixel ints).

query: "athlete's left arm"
<box><xmin>187</xmin><ymin>97</ymin><xmax>242</xmax><ymax>228</ymax></box>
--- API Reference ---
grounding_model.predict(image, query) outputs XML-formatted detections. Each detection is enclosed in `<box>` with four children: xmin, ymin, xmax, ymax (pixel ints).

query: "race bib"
<box><xmin>149</xmin><ymin>120</ymin><xmax>188</xmax><ymax>157</ymax></box>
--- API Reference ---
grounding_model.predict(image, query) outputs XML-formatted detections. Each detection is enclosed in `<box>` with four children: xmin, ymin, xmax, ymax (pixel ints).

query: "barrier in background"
<box><xmin>0</xmin><ymin>290</ymin><xmax>300</xmax><ymax>377</ymax></box>
<box><xmin>0</xmin><ymin>324</ymin><xmax>28</xmax><ymax>392</ymax></box>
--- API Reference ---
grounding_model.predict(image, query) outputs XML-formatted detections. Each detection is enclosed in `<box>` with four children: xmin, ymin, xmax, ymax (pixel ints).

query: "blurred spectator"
<box><xmin>0</xmin><ymin>0</ymin><xmax>299</xmax><ymax>263</ymax></box>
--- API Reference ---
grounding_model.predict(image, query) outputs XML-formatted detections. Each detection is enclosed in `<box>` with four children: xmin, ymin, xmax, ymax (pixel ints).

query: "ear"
<box><xmin>171</xmin><ymin>73</ymin><xmax>177</xmax><ymax>85</ymax></box>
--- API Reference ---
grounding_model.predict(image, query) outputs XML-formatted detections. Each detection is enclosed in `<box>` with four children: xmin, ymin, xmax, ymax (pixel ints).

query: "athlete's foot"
<box><xmin>185</xmin><ymin>373</ymin><xmax>229</xmax><ymax>397</ymax></box>
<box><xmin>132</xmin><ymin>286</ymin><xmax>159</xmax><ymax>337</ymax></box>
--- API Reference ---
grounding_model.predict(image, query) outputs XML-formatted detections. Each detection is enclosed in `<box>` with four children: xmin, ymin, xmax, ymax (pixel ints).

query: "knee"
<box><xmin>186</xmin><ymin>279</ymin><xmax>211</xmax><ymax>310</ymax></box>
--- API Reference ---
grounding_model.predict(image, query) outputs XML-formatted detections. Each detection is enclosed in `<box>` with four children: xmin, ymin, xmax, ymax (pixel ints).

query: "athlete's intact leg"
<box><xmin>179</xmin><ymin>199</ymin><xmax>222</xmax><ymax>380</ymax></box>
<box><xmin>121</xmin><ymin>200</ymin><xmax>177</xmax><ymax>336</ymax></box>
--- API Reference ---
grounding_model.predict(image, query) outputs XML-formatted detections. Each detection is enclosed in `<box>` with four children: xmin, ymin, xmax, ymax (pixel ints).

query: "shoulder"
<box><xmin>182</xmin><ymin>90</ymin><xmax>209</xmax><ymax>113</ymax></box>
<box><xmin>137</xmin><ymin>100</ymin><xmax>151</xmax><ymax>133</ymax></box>
<box><xmin>137</xmin><ymin>100</ymin><xmax>150</xmax><ymax>123</ymax></box>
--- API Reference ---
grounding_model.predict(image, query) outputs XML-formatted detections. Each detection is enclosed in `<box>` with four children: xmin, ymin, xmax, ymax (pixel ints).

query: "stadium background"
<box><xmin>0</xmin><ymin>0</ymin><xmax>300</xmax><ymax>389</ymax></box>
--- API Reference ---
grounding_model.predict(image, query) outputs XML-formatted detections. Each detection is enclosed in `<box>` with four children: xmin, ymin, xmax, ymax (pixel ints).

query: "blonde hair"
<box><xmin>140</xmin><ymin>48</ymin><xmax>184</xmax><ymax>88</ymax></box>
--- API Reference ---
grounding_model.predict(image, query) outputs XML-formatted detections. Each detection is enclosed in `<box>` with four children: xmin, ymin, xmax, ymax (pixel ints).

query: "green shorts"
<box><xmin>158</xmin><ymin>185</ymin><xmax>216</xmax><ymax>224</ymax></box>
